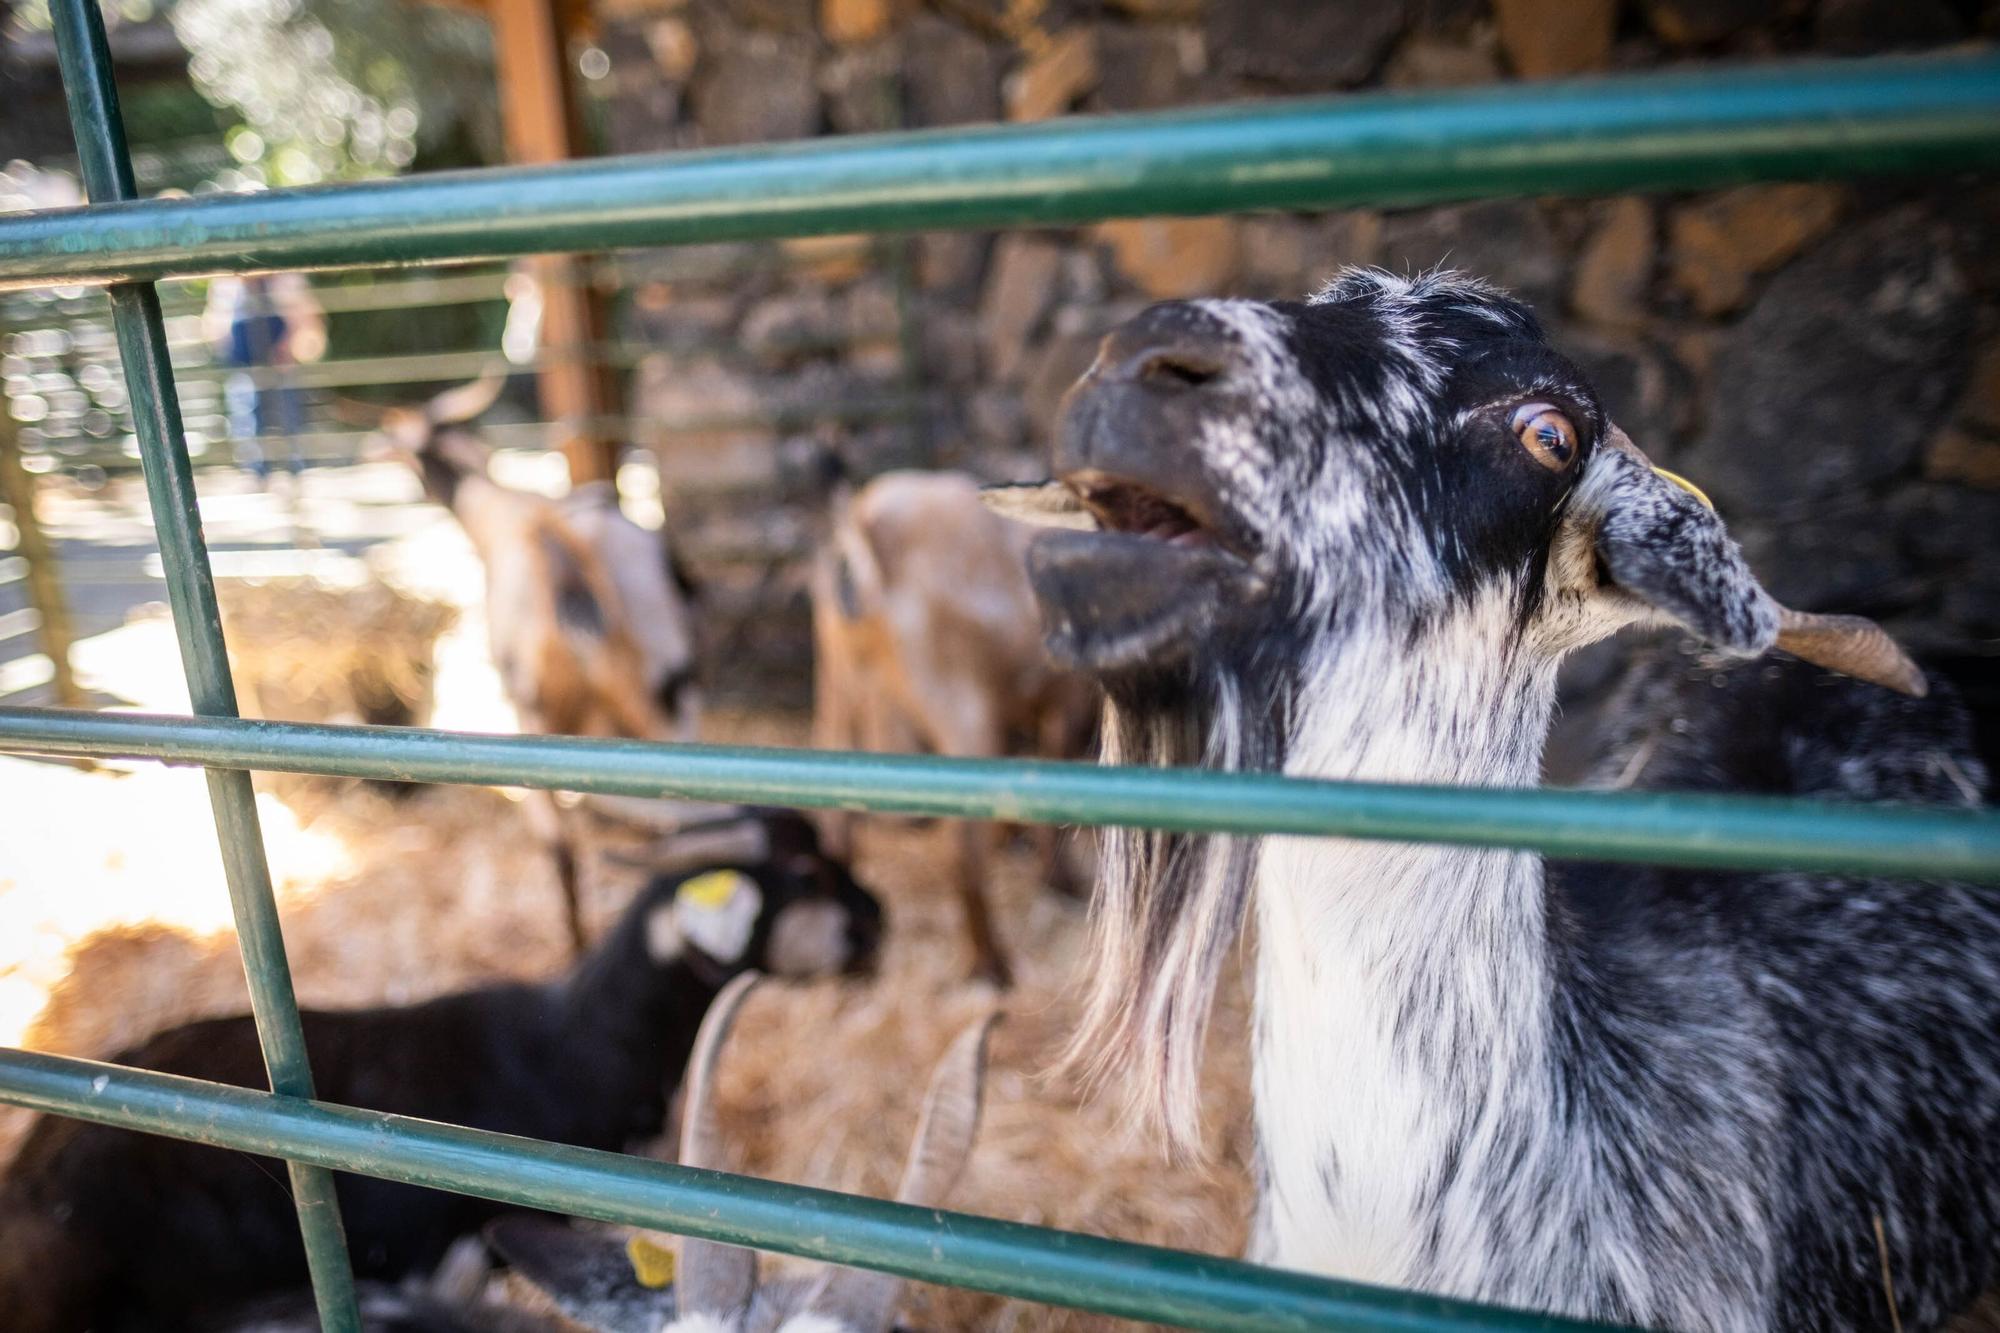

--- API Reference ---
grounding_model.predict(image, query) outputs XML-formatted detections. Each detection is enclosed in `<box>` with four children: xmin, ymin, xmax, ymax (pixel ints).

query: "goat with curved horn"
<box><xmin>491</xmin><ymin>1004</ymin><xmax>999</xmax><ymax>1333</ymax></box>
<box><xmin>373</xmin><ymin>363</ymin><xmax>705</xmax><ymax>954</ymax></box>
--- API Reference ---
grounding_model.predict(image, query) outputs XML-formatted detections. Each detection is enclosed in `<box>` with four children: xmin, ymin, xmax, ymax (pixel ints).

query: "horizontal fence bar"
<box><xmin>2</xmin><ymin>53</ymin><xmax>1998</xmax><ymax>290</ymax></box>
<box><xmin>1</xmin><ymin>708</ymin><xmax>1995</xmax><ymax>883</ymax></box>
<box><xmin>0</xmin><ymin>1047</ymin><xmax>1619</xmax><ymax>1333</ymax></box>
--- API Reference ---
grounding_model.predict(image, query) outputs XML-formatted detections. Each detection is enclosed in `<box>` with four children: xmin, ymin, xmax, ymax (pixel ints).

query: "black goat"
<box><xmin>0</xmin><ymin>812</ymin><xmax>882</xmax><ymax>1333</ymax></box>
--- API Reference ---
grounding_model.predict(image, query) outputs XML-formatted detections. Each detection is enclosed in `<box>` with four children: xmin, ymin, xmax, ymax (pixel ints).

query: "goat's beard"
<box><xmin>1058</xmin><ymin>663</ymin><xmax>1289</xmax><ymax>1156</ymax></box>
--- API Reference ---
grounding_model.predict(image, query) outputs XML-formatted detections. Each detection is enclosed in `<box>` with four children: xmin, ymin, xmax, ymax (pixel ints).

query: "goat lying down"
<box><xmin>485</xmin><ymin>972</ymin><xmax>996</xmax><ymax>1333</ymax></box>
<box><xmin>987</xmin><ymin>269</ymin><xmax>1999</xmax><ymax>1331</ymax></box>
<box><xmin>812</xmin><ymin>469</ymin><xmax>1095</xmax><ymax>987</ymax></box>
<box><xmin>0</xmin><ymin>812</ymin><xmax>882</xmax><ymax>1333</ymax></box>
<box><xmin>368</xmin><ymin>377</ymin><xmax>703</xmax><ymax>951</ymax></box>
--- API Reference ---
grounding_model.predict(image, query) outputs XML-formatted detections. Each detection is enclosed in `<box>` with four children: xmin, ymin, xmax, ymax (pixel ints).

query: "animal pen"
<box><xmin>1</xmin><ymin>0</ymin><xmax>1999</xmax><ymax>1325</ymax></box>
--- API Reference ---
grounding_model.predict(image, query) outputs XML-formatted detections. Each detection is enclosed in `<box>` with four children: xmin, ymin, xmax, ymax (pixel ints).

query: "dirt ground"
<box><xmin>0</xmin><ymin>527</ymin><xmax>1255</xmax><ymax>1331</ymax></box>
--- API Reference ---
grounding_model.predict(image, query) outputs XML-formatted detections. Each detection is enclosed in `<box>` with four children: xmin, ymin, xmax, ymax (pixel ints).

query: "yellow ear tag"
<box><xmin>677</xmin><ymin>869</ymin><xmax>748</xmax><ymax>911</ymax></box>
<box><xmin>1651</xmin><ymin>467</ymin><xmax>1714</xmax><ymax>512</ymax></box>
<box><xmin>626</xmin><ymin>1233</ymin><xmax>677</xmax><ymax>1289</ymax></box>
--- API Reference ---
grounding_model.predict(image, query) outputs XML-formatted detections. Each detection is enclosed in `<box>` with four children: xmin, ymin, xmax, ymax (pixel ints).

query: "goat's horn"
<box><xmin>895</xmin><ymin>1012</ymin><xmax>997</xmax><ymax>1207</ymax></box>
<box><xmin>425</xmin><ymin>369</ymin><xmax>509</xmax><ymax>426</ymax></box>
<box><xmin>1775</xmin><ymin>608</ymin><xmax>1928</xmax><ymax>698</ymax></box>
<box><xmin>806</xmin><ymin>1013</ymin><xmax>999</xmax><ymax>1332</ymax></box>
<box><xmin>978</xmin><ymin>480</ymin><xmax>1097</xmax><ymax>530</ymax></box>
<box><xmin>669</xmin><ymin>970</ymin><xmax>762</xmax><ymax>1319</ymax></box>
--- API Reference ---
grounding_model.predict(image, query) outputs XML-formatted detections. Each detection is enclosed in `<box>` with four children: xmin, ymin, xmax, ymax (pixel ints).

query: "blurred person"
<box><xmin>203</xmin><ymin>272</ymin><xmax>325</xmax><ymax>484</ymax></box>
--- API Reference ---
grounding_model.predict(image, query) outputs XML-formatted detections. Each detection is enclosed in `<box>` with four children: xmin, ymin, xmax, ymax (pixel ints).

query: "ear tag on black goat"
<box><xmin>626</xmin><ymin>1233</ymin><xmax>677</xmax><ymax>1289</ymax></box>
<box><xmin>675</xmin><ymin>870</ymin><xmax>762</xmax><ymax>963</ymax></box>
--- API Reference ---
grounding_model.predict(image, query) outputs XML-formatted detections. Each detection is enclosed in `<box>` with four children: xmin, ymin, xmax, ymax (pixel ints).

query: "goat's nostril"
<box><xmin>1134</xmin><ymin>348</ymin><xmax>1226</xmax><ymax>389</ymax></box>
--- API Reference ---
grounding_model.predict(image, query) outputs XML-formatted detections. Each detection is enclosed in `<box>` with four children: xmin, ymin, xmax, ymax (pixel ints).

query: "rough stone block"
<box><xmin>821</xmin><ymin>0</ymin><xmax>896</xmax><ymax>44</ymax></box>
<box><xmin>1571</xmin><ymin>197</ymin><xmax>1655</xmax><ymax>332</ymax></box>
<box><xmin>1093</xmin><ymin>23</ymin><xmax>1205</xmax><ymax>112</ymax></box>
<box><xmin>905</xmin><ymin>15</ymin><xmax>1004</xmax><ymax>125</ymax></box>
<box><xmin>1641</xmin><ymin>0</ymin><xmax>1782</xmax><ymax>45</ymax></box>
<box><xmin>1095</xmin><ymin>216</ymin><xmax>1240</xmax><ymax>299</ymax></box>
<box><xmin>1926</xmin><ymin>428</ymin><xmax>2000</xmax><ymax>491</ymax></box>
<box><xmin>1686</xmin><ymin>207</ymin><xmax>1973</xmax><ymax>516</ymax></box>
<box><xmin>1382</xmin><ymin>33</ymin><xmax>1501</xmax><ymax>88</ymax></box>
<box><xmin>981</xmin><ymin>235</ymin><xmax>1067</xmax><ymax>380</ymax></box>
<box><xmin>1494</xmin><ymin>0</ymin><xmax>1613</xmax><ymax>78</ymax></box>
<box><xmin>1207</xmin><ymin>0</ymin><xmax>1407</xmax><ymax>89</ymax></box>
<box><xmin>1007</xmin><ymin>28</ymin><xmax>1100</xmax><ymax>121</ymax></box>
<box><xmin>692</xmin><ymin>29</ymin><xmax>818</xmax><ymax>144</ymax></box>
<box><xmin>1668</xmin><ymin>183</ymin><xmax>1843</xmax><ymax>316</ymax></box>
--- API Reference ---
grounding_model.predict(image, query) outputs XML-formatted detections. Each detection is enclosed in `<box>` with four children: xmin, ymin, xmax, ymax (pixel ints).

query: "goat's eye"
<box><xmin>1511</xmin><ymin>402</ymin><xmax>1578</xmax><ymax>472</ymax></box>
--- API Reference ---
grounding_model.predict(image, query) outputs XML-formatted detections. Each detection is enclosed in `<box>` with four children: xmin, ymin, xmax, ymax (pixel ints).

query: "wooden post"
<box><xmin>489</xmin><ymin>0</ymin><xmax>621</xmax><ymax>487</ymax></box>
<box><xmin>0</xmin><ymin>410</ymin><xmax>83</xmax><ymax>706</ymax></box>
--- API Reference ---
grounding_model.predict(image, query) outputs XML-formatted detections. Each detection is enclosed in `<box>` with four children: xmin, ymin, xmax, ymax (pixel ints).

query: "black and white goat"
<box><xmin>365</xmin><ymin>377</ymin><xmax>704</xmax><ymax>950</ymax></box>
<box><xmin>0</xmin><ymin>812</ymin><xmax>883</xmax><ymax>1333</ymax></box>
<box><xmin>988</xmin><ymin>269</ymin><xmax>2000</xmax><ymax>1331</ymax></box>
<box><xmin>485</xmin><ymin>971</ymin><xmax>995</xmax><ymax>1333</ymax></box>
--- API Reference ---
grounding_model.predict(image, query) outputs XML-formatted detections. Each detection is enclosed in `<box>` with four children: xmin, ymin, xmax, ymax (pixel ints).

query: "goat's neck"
<box><xmin>1246</xmin><ymin>603</ymin><xmax>1562</xmax><ymax>1293</ymax></box>
<box><xmin>558</xmin><ymin>923</ymin><xmax>718</xmax><ymax>1114</ymax></box>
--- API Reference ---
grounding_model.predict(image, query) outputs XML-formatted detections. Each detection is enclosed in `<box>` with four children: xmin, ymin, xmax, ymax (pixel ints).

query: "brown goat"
<box><xmin>369</xmin><ymin>378</ymin><xmax>702</xmax><ymax>951</ymax></box>
<box><xmin>812</xmin><ymin>469</ymin><xmax>1095</xmax><ymax>986</ymax></box>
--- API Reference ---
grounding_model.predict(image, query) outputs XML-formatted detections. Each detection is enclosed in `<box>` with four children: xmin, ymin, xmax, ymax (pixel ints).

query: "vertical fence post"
<box><xmin>43</xmin><ymin>0</ymin><xmax>362</xmax><ymax>1327</ymax></box>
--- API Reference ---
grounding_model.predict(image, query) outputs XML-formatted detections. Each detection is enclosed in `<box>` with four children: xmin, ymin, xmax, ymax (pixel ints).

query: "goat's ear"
<box><xmin>1572</xmin><ymin>429</ymin><xmax>1926</xmax><ymax>696</ymax></box>
<box><xmin>1578</xmin><ymin>434</ymin><xmax>1779</xmax><ymax>657</ymax></box>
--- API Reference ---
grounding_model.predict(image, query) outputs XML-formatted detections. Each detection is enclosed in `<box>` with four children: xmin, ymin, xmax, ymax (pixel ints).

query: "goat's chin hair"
<box><xmin>1058</xmin><ymin>666</ymin><xmax>1281</xmax><ymax>1156</ymax></box>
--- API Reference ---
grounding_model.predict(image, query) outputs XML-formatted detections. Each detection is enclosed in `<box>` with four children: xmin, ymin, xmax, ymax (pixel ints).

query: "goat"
<box><xmin>0</xmin><ymin>812</ymin><xmax>883</xmax><ymax>1333</ymax></box>
<box><xmin>485</xmin><ymin>970</ymin><xmax>994</xmax><ymax>1333</ymax></box>
<box><xmin>812</xmin><ymin>469</ymin><xmax>1095</xmax><ymax>987</ymax></box>
<box><xmin>987</xmin><ymin>269</ymin><xmax>2000</xmax><ymax>1331</ymax></box>
<box><xmin>367</xmin><ymin>376</ymin><xmax>703</xmax><ymax>951</ymax></box>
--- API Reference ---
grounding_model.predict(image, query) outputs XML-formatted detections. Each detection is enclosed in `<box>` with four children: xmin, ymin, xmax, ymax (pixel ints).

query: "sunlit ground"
<box><xmin>0</xmin><ymin>455</ymin><xmax>567</xmax><ymax>1141</ymax></box>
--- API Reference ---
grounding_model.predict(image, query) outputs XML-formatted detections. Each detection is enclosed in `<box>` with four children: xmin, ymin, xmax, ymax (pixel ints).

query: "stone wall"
<box><xmin>579</xmin><ymin>0</ymin><xmax>2000</xmax><ymax>705</ymax></box>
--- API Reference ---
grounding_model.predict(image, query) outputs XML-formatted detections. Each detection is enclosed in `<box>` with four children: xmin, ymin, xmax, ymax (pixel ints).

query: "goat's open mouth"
<box><xmin>1071</xmin><ymin>471</ymin><xmax>1228</xmax><ymax>551</ymax></box>
<box><xmin>1022</xmin><ymin>470</ymin><xmax>1265</xmax><ymax>676</ymax></box>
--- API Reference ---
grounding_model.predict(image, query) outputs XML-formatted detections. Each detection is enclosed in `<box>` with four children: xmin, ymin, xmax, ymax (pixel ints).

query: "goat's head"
<box><xmin>1002</xmin><ymin>269</ymin><xmax>1918</xmax><ymax>698</ymax></box>
<box><xmin>352</xmin><ymin>373</ymin><xmax>509</xmax><ymax>506</ymax></box>
<box><xmin>489</xmin><ymin>975</ymin><xmax>994</xmax><ymax>1333</ymax></box>
<box><xmin>987</xmin><ymin>266</ymin><xmax>1922</xmax><ymax>1147</ymax></box>
<box><xmin>635</xmin><ymin>813</ymin><xmax>887</xmax><ymax>984</ymax></box>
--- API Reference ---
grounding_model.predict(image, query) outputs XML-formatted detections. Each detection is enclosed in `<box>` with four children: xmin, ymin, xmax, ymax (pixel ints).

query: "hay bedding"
<box><xmin>0</xmin><ymin>572</ymin><xmax>1257</xmax><ymax>1330</ymax></box>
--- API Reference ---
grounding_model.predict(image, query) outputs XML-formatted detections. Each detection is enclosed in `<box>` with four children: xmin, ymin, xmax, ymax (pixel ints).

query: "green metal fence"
<box><xmin>0</xmin><ymin>2</ymin><xmax>1996</xmax><ymax>1327</ymax></box>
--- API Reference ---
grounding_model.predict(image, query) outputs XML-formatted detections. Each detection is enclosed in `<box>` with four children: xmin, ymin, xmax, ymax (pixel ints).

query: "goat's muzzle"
<box><xmin>1018</xmin><ymin>308</ymin><xmax>1270</xmax><ymax>675</ymax></box>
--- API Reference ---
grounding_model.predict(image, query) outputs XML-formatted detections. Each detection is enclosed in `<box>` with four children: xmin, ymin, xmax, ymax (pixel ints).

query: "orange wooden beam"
<box><xmin>489</xmin><ymin>0</ymin><xmax>620</xmax><ymax>487</ymax></box>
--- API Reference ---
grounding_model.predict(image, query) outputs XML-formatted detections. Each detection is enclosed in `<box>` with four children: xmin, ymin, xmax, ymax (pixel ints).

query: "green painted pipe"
<box><xmin>0</xmin><ymin>1047</ymin><xmax>1625</xmax><ymax>1333</ymax></box>
<box><xmin>44</xmin><ymin>0</ymin><xmax>363</xmax><ymax>1324</ymax></box>
<box><xmin>1</xmin><ymin>53</ymin><xmax>1997</xmax><ymax>290</ymax></box>
<box><xmin>2</xmin><ymin>707</ymin><xmax>1995</xmax><ymax>884</ymax></box>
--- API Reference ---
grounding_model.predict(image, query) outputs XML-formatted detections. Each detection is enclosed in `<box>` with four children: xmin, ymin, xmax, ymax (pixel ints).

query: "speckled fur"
<box><xmin>1053</xmin><ymin>269</ymin><xmax>2000</xmax><ymax>1330</ymax></box>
